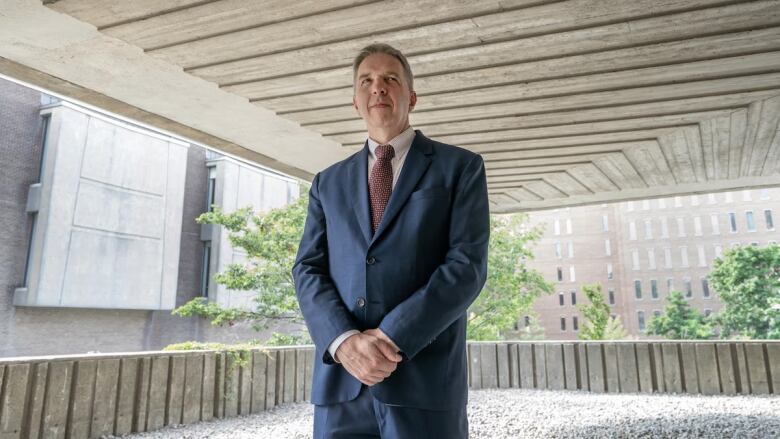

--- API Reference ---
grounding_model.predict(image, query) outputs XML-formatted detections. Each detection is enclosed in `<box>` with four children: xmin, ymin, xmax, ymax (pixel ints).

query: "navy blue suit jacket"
<box><xmin>292</xmin><ymin>131</ymin><xmax>489</xmax><ymax>410</ymax></box>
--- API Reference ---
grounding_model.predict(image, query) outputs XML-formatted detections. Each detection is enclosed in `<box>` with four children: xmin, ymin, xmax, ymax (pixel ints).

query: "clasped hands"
<box><xmin>335</xmin><ymin>328</ymin><xmax>402</xmax><ymax>386</ymax></box>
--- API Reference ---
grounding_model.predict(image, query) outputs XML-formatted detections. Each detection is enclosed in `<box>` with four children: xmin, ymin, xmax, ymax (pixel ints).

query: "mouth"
<box><xmin>371</xmin><ymin>103</ymin><xmax>391</xmax><ymax>109</ymax></box>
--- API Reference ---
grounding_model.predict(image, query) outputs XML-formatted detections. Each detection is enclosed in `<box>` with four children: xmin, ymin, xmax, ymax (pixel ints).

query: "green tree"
<box><xmin>708</xmin><ymin>245</ymin><xmax>780</xmax><ymax>339</ymax></box>
<box><xmin>467</xmin><ymin>214</ymin><xmax>554</xmax><ymax>340</ymax></box>
<box><xmin>647</xmin><ymin>291</ymin><xmax>713</xmax><ymax>339</ymax></box>
<box><xmin>577</xmin><ymin>284</ymin><xmax>627</xmax><ymax>340</ymax></box>
<box><xmin>173</xmin><ymin>194</ymin><xmax>311</xmax><ymax>344</ymax></box>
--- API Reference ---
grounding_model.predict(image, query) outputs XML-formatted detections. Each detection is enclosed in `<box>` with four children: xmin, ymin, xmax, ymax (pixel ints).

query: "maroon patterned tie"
<box><xmin>369</xmin><ymin>144</ymin><xmax>395</xmax><ymax>232</ymax></box>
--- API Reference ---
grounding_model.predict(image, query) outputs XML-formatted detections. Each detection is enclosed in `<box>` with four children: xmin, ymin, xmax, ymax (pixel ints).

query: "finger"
<box><xmin>375</xmin><ymin>340</ymin><xmax>402</xmax><ymax>362</ymax></box>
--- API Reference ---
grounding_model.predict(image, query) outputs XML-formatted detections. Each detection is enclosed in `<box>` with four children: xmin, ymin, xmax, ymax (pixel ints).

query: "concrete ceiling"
<box><xmin>2</xmin><ymin>0</ymin><xmax>780</xmax><ymax>212</ymax></box>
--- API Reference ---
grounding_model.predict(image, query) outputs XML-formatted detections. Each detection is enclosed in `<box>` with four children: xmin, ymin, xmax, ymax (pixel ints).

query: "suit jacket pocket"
<box><xmin>408</xmin><ymin>186</ymin><xmax>451</xmax><ymax>202</ymax></box>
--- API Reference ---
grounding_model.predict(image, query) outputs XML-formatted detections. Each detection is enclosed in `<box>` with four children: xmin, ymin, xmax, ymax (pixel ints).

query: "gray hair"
<box><xmin>352</xmin><ymin>43</ymin><xmax>414</xmax><ymax>91</ymax></box>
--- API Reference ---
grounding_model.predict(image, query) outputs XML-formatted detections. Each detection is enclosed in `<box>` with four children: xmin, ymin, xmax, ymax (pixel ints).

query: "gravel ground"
<box><xmin>115</xmin><ymin>389</ymin><xmax>780</xmax><ymax>438</ymax></box>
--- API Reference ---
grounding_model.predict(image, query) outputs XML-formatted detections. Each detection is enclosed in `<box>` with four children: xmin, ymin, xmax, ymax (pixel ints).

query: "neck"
<box><xmin>367</xmin><ymin>123</ymin><xmax>410</xmax><ymax>145</ymax></box>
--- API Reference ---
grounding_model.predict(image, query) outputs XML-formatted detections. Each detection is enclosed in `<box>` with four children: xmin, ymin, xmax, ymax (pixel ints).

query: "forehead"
<box><xmin>356</xmin><ymin>53</ymin><xmax>404</xmax><ymax>76</ymax></box>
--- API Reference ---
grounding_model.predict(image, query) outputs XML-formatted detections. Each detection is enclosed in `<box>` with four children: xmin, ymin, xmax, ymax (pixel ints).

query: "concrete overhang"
<box><xmin>2</xmin><ymin>0</ymin><xmax>780</xmax><ymax>212</ymax></box>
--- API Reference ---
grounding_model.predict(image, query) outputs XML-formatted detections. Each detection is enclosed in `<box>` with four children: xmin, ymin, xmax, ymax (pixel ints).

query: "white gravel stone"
<box><xmin>111</xmin><ymin>389</ymin><xmax>780</xmax><ymax>438</ymax></box>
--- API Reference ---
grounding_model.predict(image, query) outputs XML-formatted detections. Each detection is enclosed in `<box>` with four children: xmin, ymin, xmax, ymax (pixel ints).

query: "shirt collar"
<box><xmin>367</xmin><ymin>126</ymin><xmax>416</xmax><ymax>160</ymax></box>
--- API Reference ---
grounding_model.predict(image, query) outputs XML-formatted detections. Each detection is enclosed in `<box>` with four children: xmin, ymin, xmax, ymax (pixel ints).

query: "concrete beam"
<box><xmin>0</xmin><ymin>0</ymin><xmax>347</xmax><ymax>181</ymax></box>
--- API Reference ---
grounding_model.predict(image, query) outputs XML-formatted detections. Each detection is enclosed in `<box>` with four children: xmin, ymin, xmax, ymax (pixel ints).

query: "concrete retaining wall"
<box><xmin>1</xmin><ymin>341</ymin><xmax>777</xmax><ymax>438</ymax></box>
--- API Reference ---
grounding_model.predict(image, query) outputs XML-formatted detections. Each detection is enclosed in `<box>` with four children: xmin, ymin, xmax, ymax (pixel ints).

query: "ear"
<box><xmin>353</xmin><ymin>95</ymin><xmax>360</xmax><ymax>115</ymax></box>
<box><xmin>409</xmin><ymin>91</ymin><xmax>417</xmax><ymax>111</ymax></box>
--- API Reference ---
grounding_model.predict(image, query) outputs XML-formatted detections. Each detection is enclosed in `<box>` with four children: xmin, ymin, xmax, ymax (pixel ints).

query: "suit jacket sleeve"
<box><xmin>292</xmin><ymin>172</ymin><xmax>357</xmax><ymax>364</ymax></box>
<box><xmin>378</xmin><ymin>154</ymin><xmax>490</xmax><ymax>360</ymax></box>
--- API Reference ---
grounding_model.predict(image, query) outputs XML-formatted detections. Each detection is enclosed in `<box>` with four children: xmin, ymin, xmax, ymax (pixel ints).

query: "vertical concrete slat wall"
<box><xmin>0</xmin><ymin>342</ymin><xmax>777</xmax><ymax>438</ymax></box>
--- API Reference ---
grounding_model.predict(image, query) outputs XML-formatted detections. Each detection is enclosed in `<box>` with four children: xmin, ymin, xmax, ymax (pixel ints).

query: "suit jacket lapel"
<box><xmin>349</xmin><ymin>143</ymin><xmax>373</xmax><ymax>247</ymax></box>
<box><xmin>371</xmin><ymin>131</ymin><xmax>433</xmax><ymax>245</ymax></box>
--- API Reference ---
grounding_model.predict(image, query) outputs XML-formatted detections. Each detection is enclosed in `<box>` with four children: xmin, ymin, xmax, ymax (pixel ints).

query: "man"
<box><xmin>292</xmin><ymin>43</ymin><xmax>489</xmax><ymax>438</ymax></box>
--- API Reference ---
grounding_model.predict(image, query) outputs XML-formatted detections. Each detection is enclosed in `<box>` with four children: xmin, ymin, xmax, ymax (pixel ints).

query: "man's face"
<box><xmin>353</xmin><ymin>53</ymin><xmax>417</xmax><ymax>138</ymax></box>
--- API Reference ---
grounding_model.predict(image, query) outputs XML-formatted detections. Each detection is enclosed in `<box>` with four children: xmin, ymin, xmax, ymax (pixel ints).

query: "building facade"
<box><xmin>0</xmin><ymin>78</ymin><xmax>300</xmax><ymax>357</ymax></box>
<box><xmin>524</xmin><ymin>189</ymin><xmax>779</xmax><ymax>340</ymax></box>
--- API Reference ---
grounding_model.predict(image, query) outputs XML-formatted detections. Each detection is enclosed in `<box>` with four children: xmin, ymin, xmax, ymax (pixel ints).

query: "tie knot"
<box><xmin>376</xmin><ymin>144</ymin><xmax>395</xmax><ymax>160</ymax></box>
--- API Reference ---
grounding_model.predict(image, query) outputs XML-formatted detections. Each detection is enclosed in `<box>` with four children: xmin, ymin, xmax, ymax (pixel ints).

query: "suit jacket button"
<box><xmin>357</xmin><ymin>297</ymin><xmax>366</xmax><ymax>308</ymax></box>
<box><xmin>366</xmin><ymin>256</ymin><xmax>376</xmax><ymax>265</ymax></box>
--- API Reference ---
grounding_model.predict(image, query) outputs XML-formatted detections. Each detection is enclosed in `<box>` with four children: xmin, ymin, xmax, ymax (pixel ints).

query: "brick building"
<box><xmin>0</xmin><ymin>78</ymin><xmax>301</xmax><ymax>357</ymax></box>
<box><xmin>523</xmin><ymin>190</ymin><xmax>779</xmax><ymax>339</ymax></box>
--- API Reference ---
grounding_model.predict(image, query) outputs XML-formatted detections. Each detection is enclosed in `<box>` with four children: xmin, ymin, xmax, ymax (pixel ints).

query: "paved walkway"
<box><xmin>116</xmin><ymin>388</ymin><xmax>780</xmax><ymax>438</ymax></box>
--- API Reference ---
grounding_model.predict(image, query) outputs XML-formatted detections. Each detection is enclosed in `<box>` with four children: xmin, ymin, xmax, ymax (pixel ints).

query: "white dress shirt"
<box><xmin>327</xmin><ymin>126</ymin><xmax>416</xmax><ymax>362</ymax></box>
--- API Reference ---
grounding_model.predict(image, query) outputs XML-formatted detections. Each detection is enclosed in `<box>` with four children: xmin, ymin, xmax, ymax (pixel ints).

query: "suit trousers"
<box><xmin>313</xmin><ymin>385</ymin><xmax>468</xmax><ymax>439</ymax></box>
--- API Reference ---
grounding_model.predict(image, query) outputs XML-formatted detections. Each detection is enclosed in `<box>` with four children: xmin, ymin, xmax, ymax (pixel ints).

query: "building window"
<box><xmin>680</xmin><ymin>246</ymin><xmax>689</xmax><ymax>267</ymax></box>
<box><xmin>635</xmin><ymin>280</ymin><xmax>642</xmax><ymax>299</ymax></box>
<box><xmin>629</xmin><ymin>221</ymin><xmax>637</xmax><ymax>240</ymax></box>
<box><xmin>766</xmin><ymin>209</ymin><xmax>774</xmax><ymax>230</ymax></box>
<box><xmin>698</xmin><ymin>246</ymin><xmax>707</xmax><ymax>267</ymax></box>
<box><xmin>569</xmin><ymin>266</ymin><xmax>576</xmax><ymax>282</ymax></box>
<box><xmin>711</xmin><ymin>214</ymin><xmax>720</xmax><ymax>235</ymax></box>
<box><xmin>746</xmin><ymin>211</ymin><xmax>756</xmax><ymax>232</ymax></box>
<box><xmin>667</xmin><ymin>278</ymin><xmax>674</xmax><ymax>293</ymax></box>
<box><xmin>206</xmin><ymin>166</ymin><xmax>217</xmax><ymax>211</ymax></box>
<box><xmin>731</xmin><ymin>242</ymin><xmax>741</xmax><ymax>249</ymax></box>
<box><xmin>701</xmin><ymin>278</ymin><xmax>711</xmax><ymax>298</ymax></box>
<box><xmin>647</xmin><ymin>248</ymin><xmax>656</xmax><ymax>270</ymax></box>
<box><xmin>725</xmin><ymin>192</ymin><xmax>733</xmax><ymax>203</ymax></box>
<box><xmin>554</xmin><ymin>219</ymin><xmax>561</xmax><ymax>235</ymax></box>
<box><xmin>642</xmin><ymin>200</ymin><xmax>650</xmax><ymax>210</ymax></box>
<box><xmin>605</xmin><ymin>239</ymin><xmax>611</xmax><ymax>256</ymax></box>
<box><xmin>651</xmin><ymin>279</ymin><xmax>659</xmax><ymax>299</ymax></box>
<box><xmin>566</xmin><ymin>218</ymin><xmax>573</xmax><ymax>234</ymax></box>
<box><xmin>570</xmin><ymin>290</ymin><xmax>577</xmax><ymax>306</ymax></box>
<box><xmin>653</xmin><ymin>310</ymin><xmax>662</xmax><ymax>318</ymax></box>
<box><xmin>602</xmin><ymin>214</ymin><xmax>609</xmax><ymax>232</ymax></box>
<box><xmin>568</xmin><ymin>242</ymin><xmax>574</xmax><ymax>258</ymax></box>
<box><xmin>524</xmin><ymin>315</ymin><xmax>531</xmax><ymax>327</ymax></box>
<box><xmin>693</xmin><ymin>216</ymin><xmax>702</xmax><ymax>236</ymax></box>
<box><xmin>729</xmin><ymin>212</ymin><xmax>737</xmax><ymax>232</ymax></box>
<box><xmin>638</xmin><ymin>311</ymin><xmax>646</xmax><ymax>331</ymax></box>
<box><xmin>684</xmin><ymin>277</ymin><xmax>693</xmax><ymax>298</ymax></box>
<box><xmin>557</xmin><ymin>267</ymin><xmax>563</xmax><ymax>282</ymax></box>
<box><xmin>658</xmin><ymin>198</ymin><xmax>666</xmax><ymax>209</ymax></box>
<box><xmin>663</xmin><ymin>247</ymin><xmax>672</xmax><ymax>268</ymax></box>
<box><xmin>632</xmin><ymin>250</ymin><xmax>640</xmax><ymax>270</ymax></box>
<box><xmin>608</xmin><ymin>289</ymin><xmax>615</xmax><ymax>305</ymax></box>
<box><xmin>691</xmin><ymin>195</ymin><xmax>699</xmax><ymax>206</ymax></box>
<box><xmin>674</xmin><ymin>196</ymin><xmax>682</xmax><ymax>207</ymax></box>
<box><xmin>644</xmin><ymin>219</ymin><xmax>653</xmax><ymax>239</ymax></box>
<box><xmin>572</xmin><ymin>316</ymin><xmax>579</xmax><ymax>331</ymax></box>
<box><xmin>751</xmin><ymin>241</ymin><xmax>760</xmax><ymax>247</ymax></box>
<box><xmin>200</xmin><ymin>242</ymin><xmax>212</xmax><ymax>297</ymax></box>
<box><xmin>704</xmin><ymin>309</ymin><xmax>712</xmax><ymax>317</ymax></box>
<box><xmin>607</xmin><ymin>263</ymin><xmax>613</xmax><ymax>280</ymax></box>
<box><xmin>743</xmin><ymin>189</ymin><xmax>752</xmax><ymax>201</ymax></box>
<box><xmin>554</xmin><ymin>241</ymin><xmax>562</xmax><ymax>259</ymax></box>
<box><xmin>559</xmin><ymin>292</ymin><xmax>565</xmax><ymax>306</ymax></box>
<box><xmin>660</xmin><ymin>217</ymin><xmax>669</xmax><ymax>238</ymax></box>
<box><xmin>707</xmin><ymin>193</ymin><xmax>717</xmax><ymax>204</ymax></box>
<box><xmin>760</xmin><ymin>189</ymin><xmax>770</xmax><ymax>200</ymax></box>
<box><xmin>714</xmin><ymin>244</ymin><xmax>723</xmax><ymax>258</ymax></box>
<box><xmin>676</xmin><ymin>217</ymin><xmax>686</xmax><ymax>237</ymax></box>
<box><xmin>560</xmin><ymin>317</ymin><xmax>567</xmax><ymax>331</ymax></box>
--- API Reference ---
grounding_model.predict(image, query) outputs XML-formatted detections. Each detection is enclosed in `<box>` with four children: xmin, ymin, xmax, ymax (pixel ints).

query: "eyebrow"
<box><xmin>357</xmin><ymin>71</ymin><xmax>401</xmax><ymax>79</ymax></box>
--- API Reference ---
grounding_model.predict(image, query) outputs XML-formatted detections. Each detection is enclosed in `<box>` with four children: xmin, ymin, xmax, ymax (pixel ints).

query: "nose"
<box><xmin>371</xmin><ymin>81</ymin><xmax>387</xmax><ymax>95</ymax></box>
